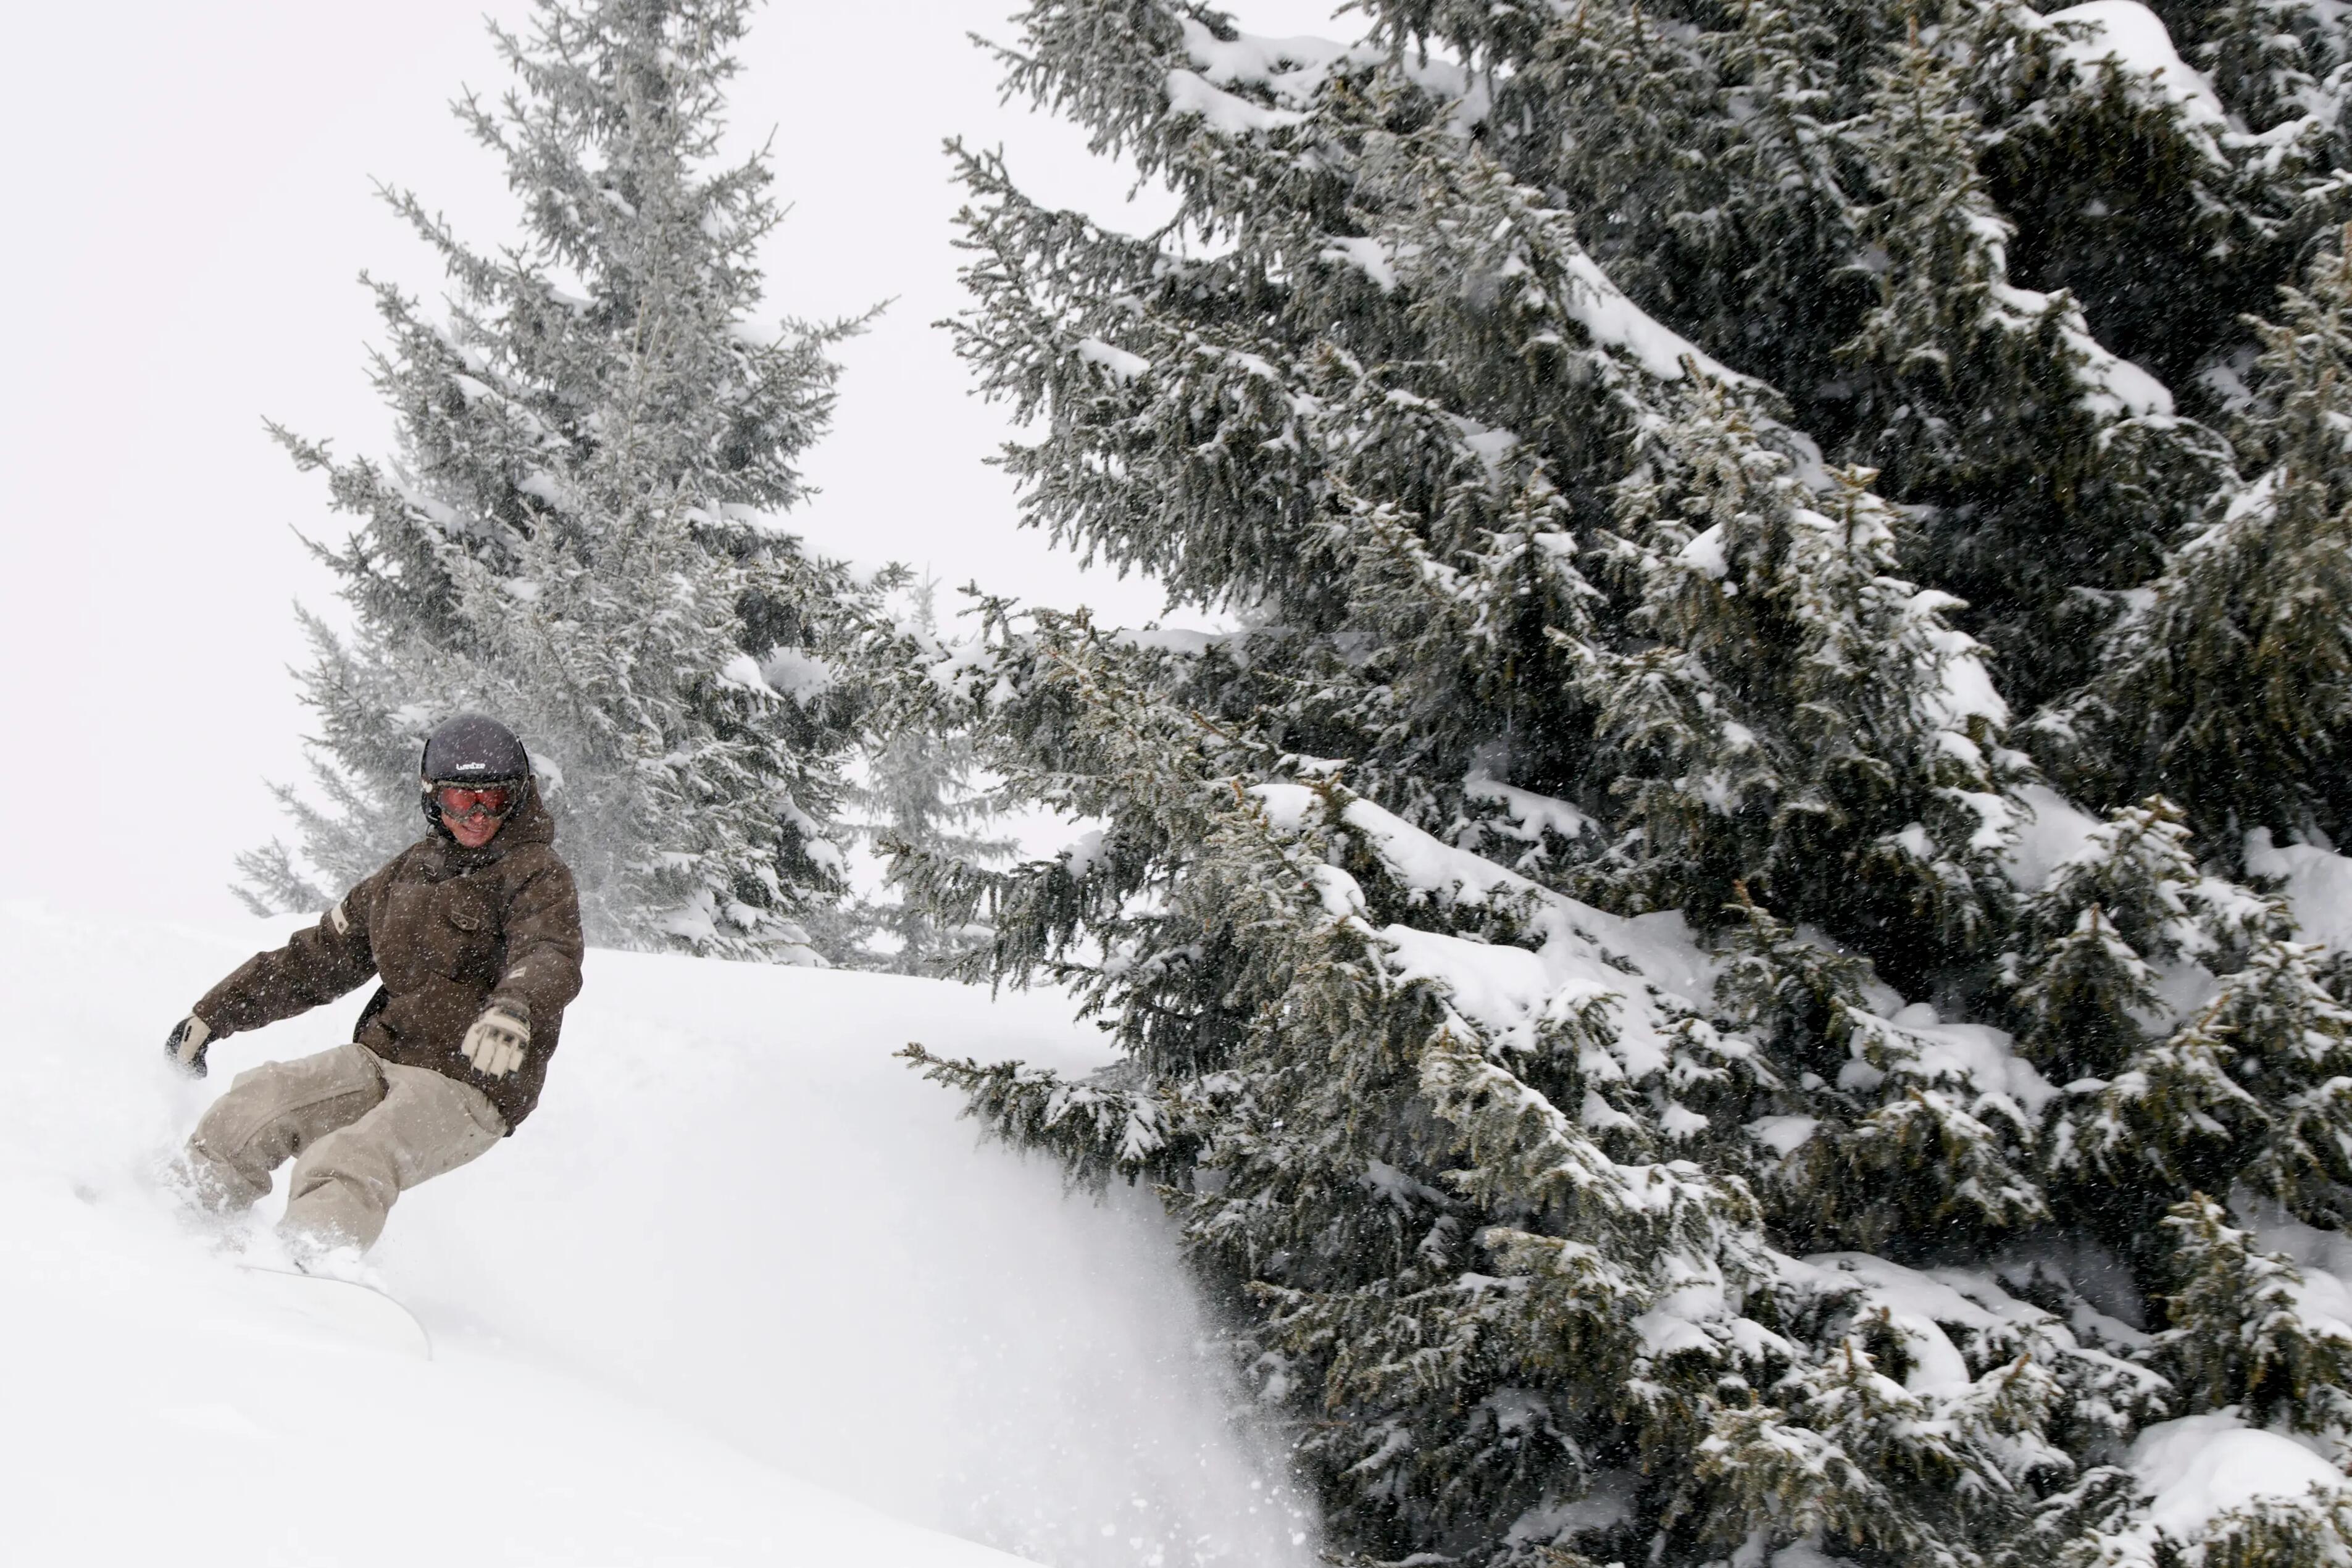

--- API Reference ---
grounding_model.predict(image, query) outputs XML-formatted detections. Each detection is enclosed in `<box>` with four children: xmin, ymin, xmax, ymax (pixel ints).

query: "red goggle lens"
<box><xmin>433</xmin><ymin>785</ymin><xmax>515</xmax><ymax>819</ymax></box>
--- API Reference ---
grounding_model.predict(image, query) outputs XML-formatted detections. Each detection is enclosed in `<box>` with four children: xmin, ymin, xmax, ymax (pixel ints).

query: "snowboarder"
<box><xmin>163</xmin><ymin>714</ymin><xmax>584</xmax><ymax>1254</ymax></box>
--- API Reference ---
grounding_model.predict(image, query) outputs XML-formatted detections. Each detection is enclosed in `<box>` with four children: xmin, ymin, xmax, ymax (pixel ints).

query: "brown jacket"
<box><xmin>196</xmin><ymin>786</ymin><xmax>584</xmax><ymax>1131</ymax></box>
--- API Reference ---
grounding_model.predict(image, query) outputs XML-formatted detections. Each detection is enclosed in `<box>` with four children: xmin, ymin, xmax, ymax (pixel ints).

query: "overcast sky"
<box><xmin>0</xmin><ymin>0</ymin><xmax>1345</xmax><ymax>924</ymax></box>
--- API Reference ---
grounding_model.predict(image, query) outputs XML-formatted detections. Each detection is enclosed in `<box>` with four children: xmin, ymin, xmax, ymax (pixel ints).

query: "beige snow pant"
<box><xmin>181</xmin><ymin>1043</ymin><xmax>506</xmax><ymax>1251</ymax></box>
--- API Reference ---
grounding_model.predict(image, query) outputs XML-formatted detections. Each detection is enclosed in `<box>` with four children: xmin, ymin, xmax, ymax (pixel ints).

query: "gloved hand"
<box><xmin>164</xmin><ymin>1014</ymin><xmax>214</xmax><ymax>1078</ymax></box>
<box><xmin>459</xmin><ymin>1003</ymin><xmax>530</xmax><ymax>1078</ymax></box>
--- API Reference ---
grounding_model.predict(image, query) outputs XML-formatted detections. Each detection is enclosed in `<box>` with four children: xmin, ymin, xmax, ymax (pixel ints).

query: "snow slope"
<box><xmin>0</xmin><ymin>901</ymin><xmax>1317</xmax><ymax>1567</ymax></box>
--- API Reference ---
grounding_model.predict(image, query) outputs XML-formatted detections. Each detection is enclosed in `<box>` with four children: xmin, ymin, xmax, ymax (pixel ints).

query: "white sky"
<box><xmin>0</xmin><ymin>0</ymin><xmax>1347</xmax><ymax>924</ymax></box>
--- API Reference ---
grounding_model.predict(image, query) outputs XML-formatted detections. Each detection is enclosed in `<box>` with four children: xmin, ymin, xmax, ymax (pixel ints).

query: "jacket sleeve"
<box><xmin>193</xmin><ymin>874</ymin><xmax>382</xmax><ymax>1037</ymax></box>
<box><xmin>490</xmin><ymin>857</ymin><xmax>584</xmax><ymax>1029</ymax></box>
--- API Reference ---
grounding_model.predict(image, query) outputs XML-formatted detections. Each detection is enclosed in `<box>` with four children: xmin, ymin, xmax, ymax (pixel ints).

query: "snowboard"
<box><xmin>234</xmin><ymin>1266</ymin><xmax>433</xmax><ymax>1361</ymax></box>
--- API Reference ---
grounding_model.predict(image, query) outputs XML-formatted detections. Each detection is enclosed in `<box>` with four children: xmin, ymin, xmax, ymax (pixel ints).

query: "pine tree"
<box><xmin>840</xmin><ymin>578</ymin><xmax>1017</xmax><ymax>974</ymax></box>
<box><xmin>1360</xmin><ymin>0</ymin><xmax>2250</xmax><ymax>713</ymax></box>
<box><xmin>1590</xmin><ymin>391</ymin><xmax>2022</xmax><ymax>988</ymax></box>
<box><xmin>240</xmin><ymin>0</ymin><xmax>870</xmax><ymax>959</ymax></box>
<box><xmin>898</xmin><ymin>3</ymin><xmax>2352</xmax><ymax>1563</ymax></box>
<box><xmin>2005</xmin><ymin>798</ymin><xmax>2205</xmax><ymax>1085</ymax></box>
<box><xmin>1979</xmin><ymin>0</ymin><xmax>2342</xmax><ymax>400</ymax></box>
<box><xmin>2054</xmin><ymin>231</ymin><xmax>2352</xmax><ymax>857</ymax></box>
<box><xmin>1837</xmin><ymin>15</ymin><xmax>2217</xmax><ymax>706</ymax></box>
<box><xmin>2146</xmin><ymin>0</ymin><xmax>2342</xmax><ymax>139</ymax></box>
<box><xmin>909</xmin><ymin>654</ymin><xmax>1783</xmax><ymax>1563</ymax></box>
<box><xmin>2057</xmin><ymin>924</ymin><xmax>2352</xmax><ymax>1247</ymax></box>
<box><xmin>1715</xmin><ymin>889</ymin><xmax>2046</xmax><ymax>1257</ymax></box>
<box><xmin>2158</xmin><ymin>1194</ymin><xmax>2352</xmax><ymax>1434</ymax></box>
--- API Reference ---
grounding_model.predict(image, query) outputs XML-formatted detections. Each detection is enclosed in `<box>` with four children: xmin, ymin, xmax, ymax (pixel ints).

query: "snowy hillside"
<box><xmin>0</xmin><ymin>901</ymin><xmax>1317</xmax><ymax>1567</ymax></box>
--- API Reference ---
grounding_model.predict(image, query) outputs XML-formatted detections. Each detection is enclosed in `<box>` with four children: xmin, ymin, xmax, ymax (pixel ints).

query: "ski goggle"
<box><xmin>431</xmin><ymin>783</ymin><xmax>517</xmax><ymax>820</ymax></box>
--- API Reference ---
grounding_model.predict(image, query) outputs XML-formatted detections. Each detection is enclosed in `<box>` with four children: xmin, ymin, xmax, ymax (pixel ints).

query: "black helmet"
<box><xmin>421</xmin><ymin>713</ymin><xmax>531</xmax><ymax>784</ymax></box>
<box><xmin>419</xmin><ymin>714</ymin><xmax>532</xmax><ymax>832</ymax></box>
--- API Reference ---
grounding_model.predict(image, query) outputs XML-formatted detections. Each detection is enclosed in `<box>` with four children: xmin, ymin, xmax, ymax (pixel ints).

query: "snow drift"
<box><xmin>0</xmin><ymin>900</ymin><xmax>1317</xmax><ymax>1567</ymax></box>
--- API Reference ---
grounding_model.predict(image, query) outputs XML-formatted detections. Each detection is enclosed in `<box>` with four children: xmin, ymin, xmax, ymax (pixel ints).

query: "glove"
<box><xmin>164</xmin><ymin>1015</ymin><xmax>214</xmax><ymax>1078</ymax></box>
<box><xmin>459</xmin><ymin>1003</ymin><xmax>530</xmax><ymax>1079</ymax></box>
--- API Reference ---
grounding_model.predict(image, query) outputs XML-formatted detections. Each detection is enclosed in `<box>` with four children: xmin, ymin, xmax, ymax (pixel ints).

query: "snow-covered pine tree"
<box><xmin>238</xmin><ymin>0</ymin><xmax>869</xmax><ymax>959</ymax></box>
<box><xmin>2058</xmin><ymin>921</ymin><xmax>2352</xmax><ymax>1236</ymax></box>
<box><xmin>836</xmin><ymin>578</ymin><xmax>1017</xmax><ymax>973</ymax></box>
<box><xmin>2005</xmin><ymin>798</ymin><xmax>2209</xmax><ymax>1089</ymax></box>
<box><xmin>2158</xmin><ymin>1195</ymin><xmax>2352</xmax><ymax>1435</ymax></box>
<box><xmin>2140</xmin><ymin>0</ymin><xmax>2349</xmax><ymax>157</ymax></box>
<box><xmin>2055</xmin><ymin>231</ymin><xmax>2352</xmax><ymax>858</ymax></box>
<box><xmin>1836</xmin><ymin>12</ymin><xmax>2222</xmax><ymax>707</ymax></box>
<box><xmin>895</xmin><ymin>3</ymin><xmax>2352</xmax><ymax>1564</ymax></box>
<box><xmin>1588</xmin><ymin>386</ymin><xmax>2021</xmax><ymax>991</ymax></box>
<box><xmin>1356</xmin><ymin>0</ymin><xmax>2247</xmax><ymax>714</ymax></box>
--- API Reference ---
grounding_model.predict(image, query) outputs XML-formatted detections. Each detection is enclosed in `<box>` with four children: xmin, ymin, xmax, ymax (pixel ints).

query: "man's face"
<box><xmin>442</xmin><ymin>808</ymin><xmax>505</xmax><ymax>849</ymax></box>
<box><xmin>432</xmin><ymin>782</ymin><xmax>516</xmax><ymax>849</ymax></box>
